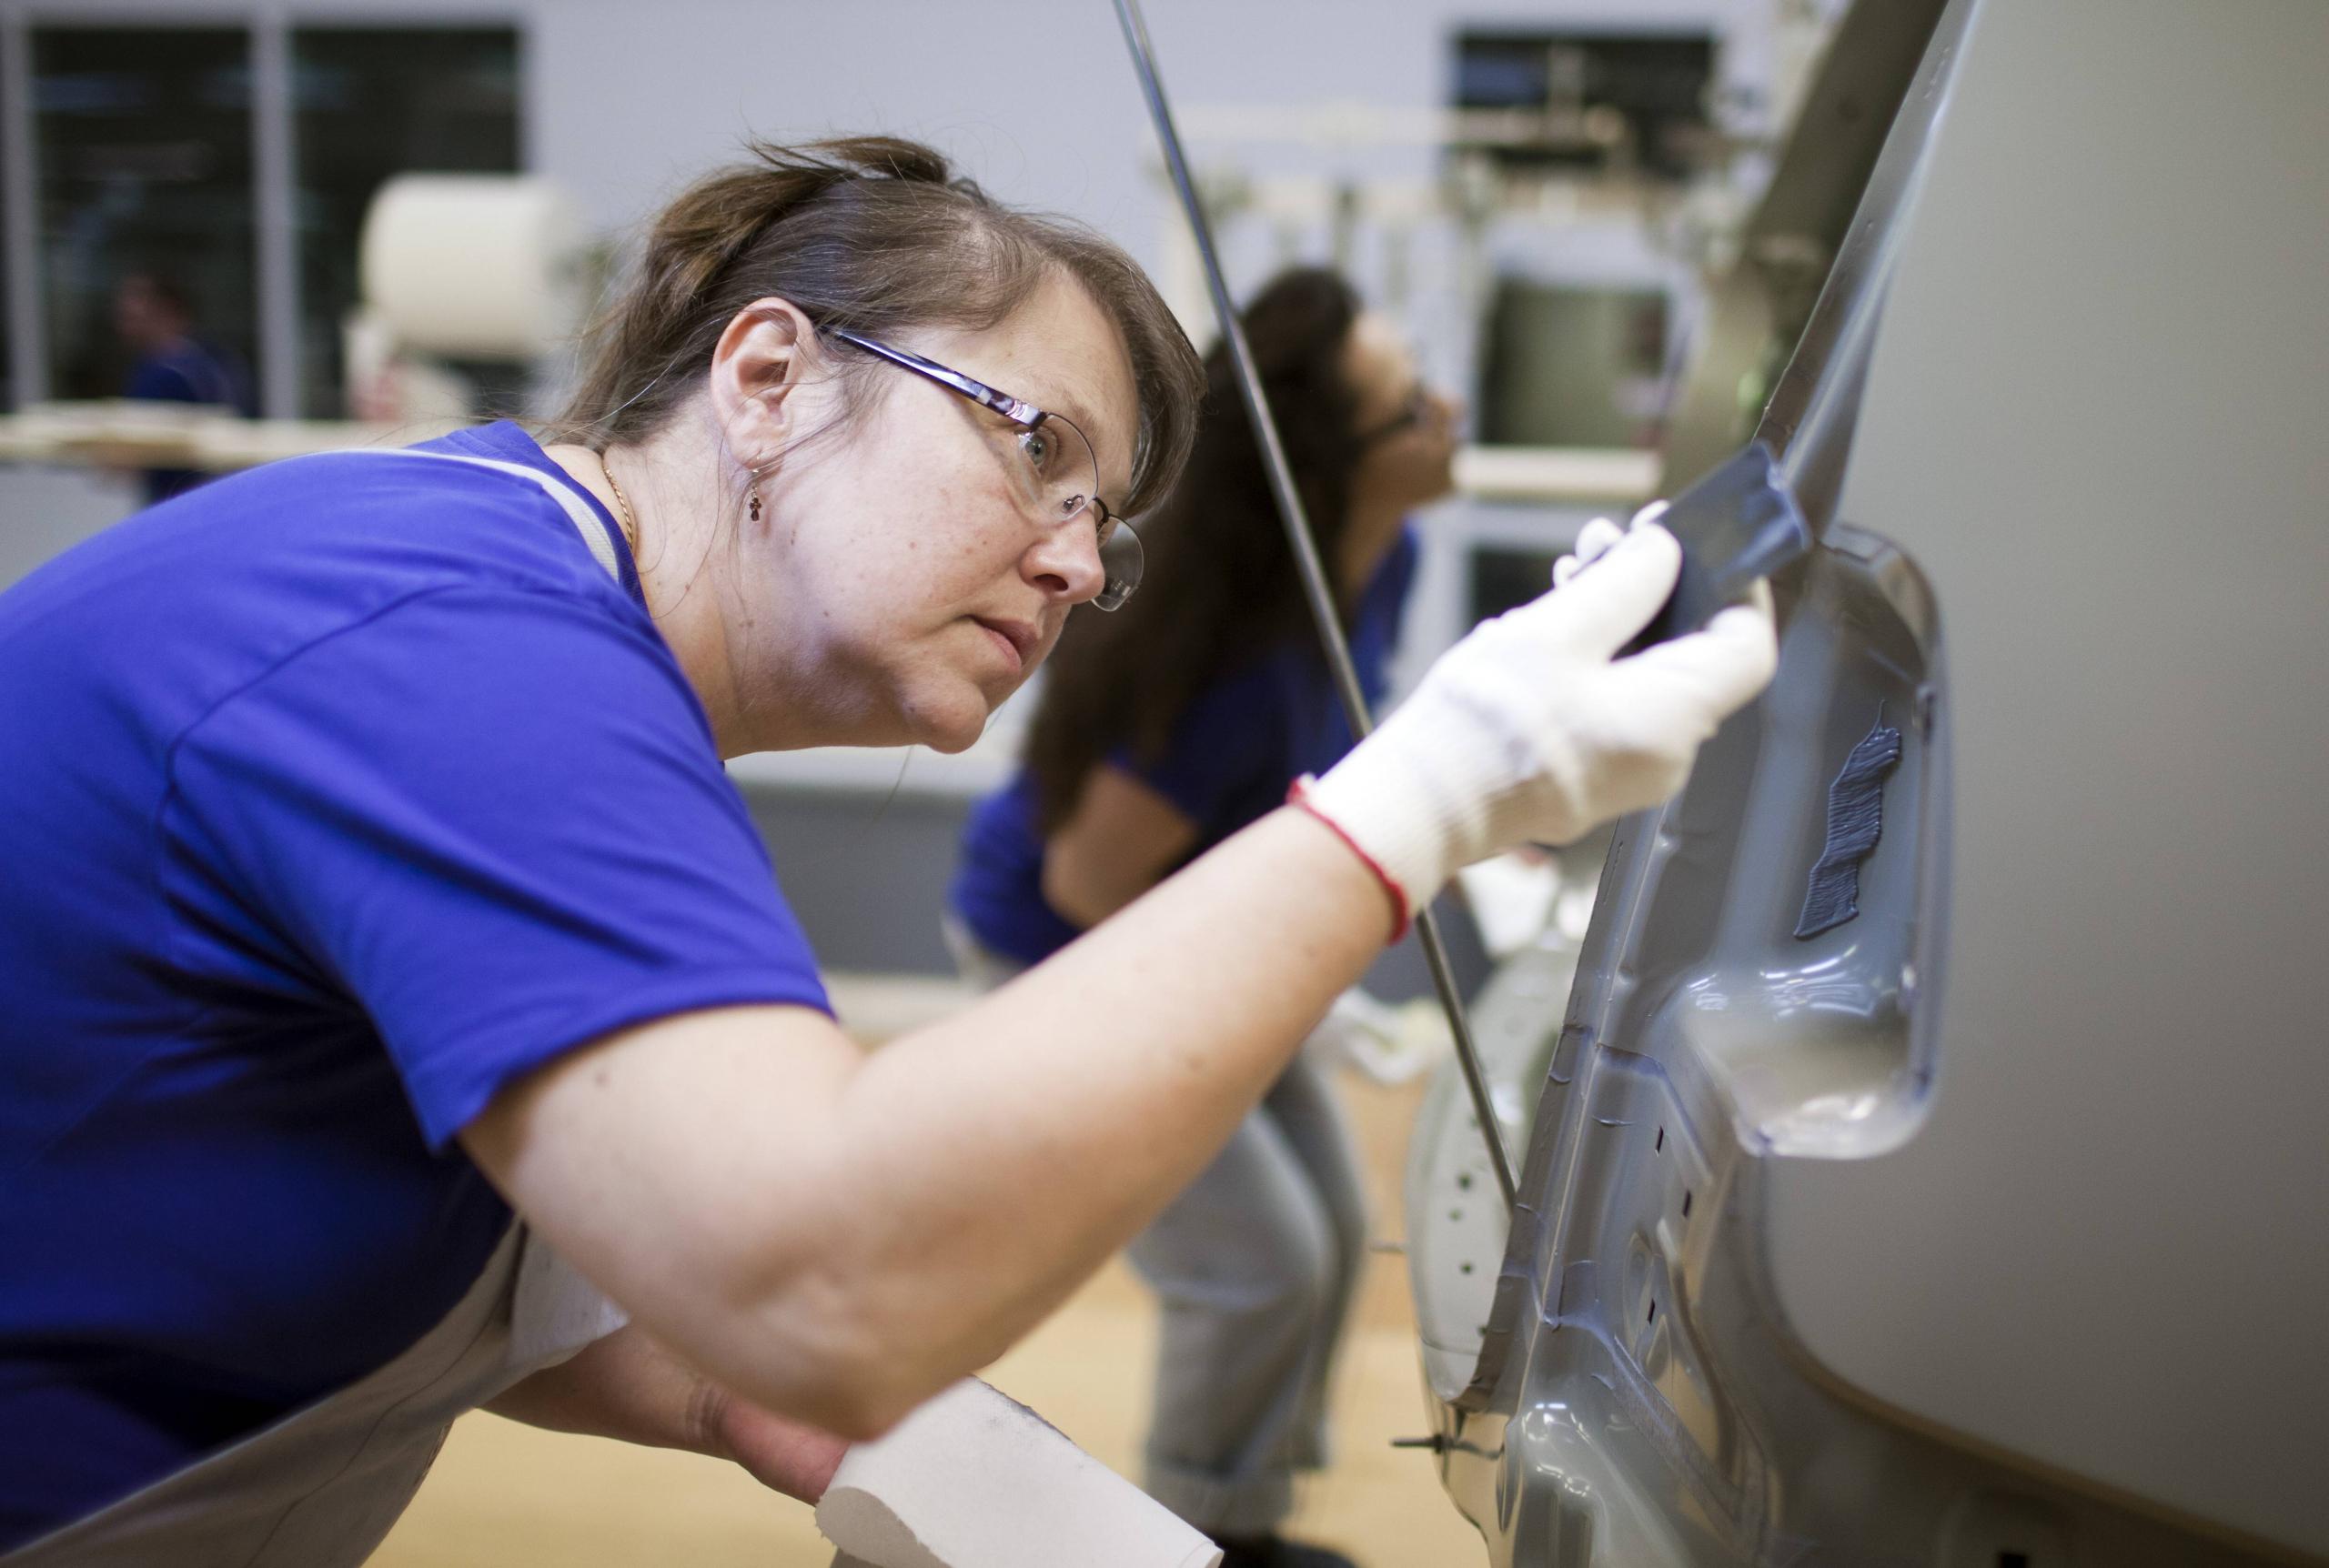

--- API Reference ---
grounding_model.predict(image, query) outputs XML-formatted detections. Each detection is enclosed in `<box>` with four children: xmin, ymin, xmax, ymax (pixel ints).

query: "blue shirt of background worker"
<box><xmin>113</xmin><ymin>272</ymin><xmax>257</xmax><ymax>504</ymax></box>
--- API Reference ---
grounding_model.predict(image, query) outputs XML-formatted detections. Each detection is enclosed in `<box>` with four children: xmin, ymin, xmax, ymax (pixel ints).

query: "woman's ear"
<box><xmin>707</xmin><ymin>297</ymin><xmax>825</xmax><ymax>470</ymax></box>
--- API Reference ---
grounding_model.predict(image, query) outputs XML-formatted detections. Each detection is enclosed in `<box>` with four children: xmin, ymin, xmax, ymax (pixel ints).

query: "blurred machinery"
<box><xmin>348</xmin><ymin>174</ymin><xmax>587</xmax><ymax>426</ymax></box>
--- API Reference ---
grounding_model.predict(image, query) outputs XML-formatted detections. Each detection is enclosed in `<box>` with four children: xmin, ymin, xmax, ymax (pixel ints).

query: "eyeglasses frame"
<box><xmin>822</xmin><ymin>327</ymin><xmax>1139</xmax><ymax>611</ymax></box>
<box><xmin>1354</xmin><ymin>384</ymin><xmax>1436</xmax><ymax>448</ymax></box>
<box><xmin>824</xmin><ymin>326</ymin><xmax>1130</xmax><ymax>537</ymax></box>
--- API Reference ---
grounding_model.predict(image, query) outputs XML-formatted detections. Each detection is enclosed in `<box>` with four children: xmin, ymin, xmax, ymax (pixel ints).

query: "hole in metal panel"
<box><xmin>1682</xmin><ymin>1190</ymin><xmax>1694</xmax><ymax>1217</ymax></box>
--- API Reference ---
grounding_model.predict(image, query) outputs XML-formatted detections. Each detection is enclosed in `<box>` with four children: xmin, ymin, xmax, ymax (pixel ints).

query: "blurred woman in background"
<box><xmin>948</xmin><ymin>268</ymin><xmax>1463</xmax><ymax>1568</ymax></box>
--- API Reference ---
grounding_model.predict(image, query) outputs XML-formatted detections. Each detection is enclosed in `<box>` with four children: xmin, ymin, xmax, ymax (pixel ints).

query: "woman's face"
<box><xmin>1343</xmin><ymin>311</ymin><xmax>1461</xmax><ymax>514</ymax></box>
<box><xmin>738</xmin><ymin>276</ymin><xmax>1141</xmax><ymax>755</ymax></box>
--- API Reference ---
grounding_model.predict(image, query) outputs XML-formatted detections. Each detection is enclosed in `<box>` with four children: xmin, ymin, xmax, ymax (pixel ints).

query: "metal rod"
<box><xmin>252</xmin><ymin>14</ymin><xmax>301</xmax><ymax>421</ymax></box>
<box><xmin>2</xmin><ymin>9</ymin><xmax>46</xmax><ymax>409</ymax></box>
<box><xmin>1110</xmin><ymin>0</ymin><xmax>1518</xmax><ymax>1216</ymax></box>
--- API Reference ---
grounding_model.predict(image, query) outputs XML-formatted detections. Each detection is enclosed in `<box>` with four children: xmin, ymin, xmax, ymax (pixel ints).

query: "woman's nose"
<box><xmin>1023</xmin><ymin>518</ymin><xmax>1107</xmax><ymax>605</ymax></box>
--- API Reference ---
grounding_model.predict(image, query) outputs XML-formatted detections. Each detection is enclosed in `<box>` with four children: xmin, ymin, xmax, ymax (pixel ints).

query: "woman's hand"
<box><xmin>1550</xmin><ymin>508</ymin><xmax>1636</xmax><ymax>588</ymax></box>
<box><xmin>1295</xmin><ymin>505</ymin><xmax>1777</xmax><ymax>933</ymax></box>
<box><xmin>706</xmin><ymin>1390</ymin><xmax>852</xmax><ymax>1503</ymax></box>
<box><xmin>488</xmin><ymin>1325</ymin><xmax>847</xmax><ymax>1503</ymax></box>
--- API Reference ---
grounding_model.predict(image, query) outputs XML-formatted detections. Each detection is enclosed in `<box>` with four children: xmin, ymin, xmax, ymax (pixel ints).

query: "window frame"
<box><xmin>0</xmin><ymin>7</ymin><xmax>523</xmax><ymax>416</ymax></box>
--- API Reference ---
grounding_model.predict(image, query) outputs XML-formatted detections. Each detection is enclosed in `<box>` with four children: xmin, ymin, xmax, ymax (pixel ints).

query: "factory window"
<box><xmin>292</xmin><ymin>26</ymin><xmax>520</xmax><ymax>417</ymax></box>
<box><xmin>1450</xmin><ymin>31</ymin><xmax>1716</xmax><ymax>182</ymax></box>
<box><xmin>32</xmin><ymin>26</ymin><xmax>257</xmax><ymax>403</ymax></box>
<box><xmin>1</xmin><ymin>48</ymin><xmax>12</xmax><ymax>411</ymax></box>
<box><xmin>7</xmin><ymin>19</ymin><xmax>521</xmax><ymax>414</ymax></box>
<box><xmin>1475</xmin><ymin>281</ymin><xmax>1669</xmax><ymax>449</ymax></box>
<box><xmin>1467</xmin><ymin>545</ymin><xmax>1563</xmax><ymax>625</ymax></box>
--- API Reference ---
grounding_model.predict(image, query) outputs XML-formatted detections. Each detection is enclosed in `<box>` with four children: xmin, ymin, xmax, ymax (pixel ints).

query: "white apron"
<box><xmin>5</xmin><ymin>447</ymin><xmax>636</xmax><ymax>1565</ymax></box>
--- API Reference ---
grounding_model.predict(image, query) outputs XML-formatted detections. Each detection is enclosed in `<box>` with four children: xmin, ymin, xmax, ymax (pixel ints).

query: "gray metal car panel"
<box><xmin>1405</xmin><ymin>0</ymin><xmax>2329</xmax><ymax>1561</ymax></box>
<box><xmin>1767</xmin><ymin>0</ymin><xmax>2329</xmax><ymax>1546</ymax></box>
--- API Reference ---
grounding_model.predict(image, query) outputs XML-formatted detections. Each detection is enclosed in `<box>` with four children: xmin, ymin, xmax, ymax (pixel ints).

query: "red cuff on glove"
<box><xmin>1287</xmin><ymin>775</ymin><xmax>1411</xmax><ymax>944</ymax></box>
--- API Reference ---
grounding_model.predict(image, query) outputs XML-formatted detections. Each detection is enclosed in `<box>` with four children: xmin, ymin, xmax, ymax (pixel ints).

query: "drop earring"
<box><xmin>748</xmin><ymin>487</ymin><xmax>762</xmax><ymax>523</ymax></box>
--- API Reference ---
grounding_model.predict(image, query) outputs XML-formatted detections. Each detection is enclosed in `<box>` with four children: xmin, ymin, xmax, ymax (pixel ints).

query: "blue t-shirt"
<box><xmin>124</xmin><ymin>339</ymin><xmax>248</xmax><ymax>411</ymax></box>
<box><xmin>951</xmin><ymin>528</ymin><xmax>1418</xmax><ymax>967</ymax></box>
<box><xmin>0</xmin><ymin>422</ymin><xmax>831</xmax><ymax>1545</ymax></box>
<box><xmin>123</xmin><ymin>337</ymin><xmax>255</xmax><ymax>504</ymax></box>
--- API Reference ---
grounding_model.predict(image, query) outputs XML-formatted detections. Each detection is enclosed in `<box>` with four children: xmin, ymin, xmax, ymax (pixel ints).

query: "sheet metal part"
<box><xmin>1658</xmin><ymin>0</ymin><xmax>1950</xmax><ymax>495</ymax></box>
<box><xmin>1404</xmin><ymin>0</ymin><xmax>2325</xmax><ymax>1556</ymax></box>
<box><xmin>1109</xmin><ymin>0</ymin><xmax>1518</xmax><ymax>1215</ymax></box>
<box><xmin>1753</xmin><ymin>0</ymin><xmax>1978</xmax><ymax>533</ymax></box>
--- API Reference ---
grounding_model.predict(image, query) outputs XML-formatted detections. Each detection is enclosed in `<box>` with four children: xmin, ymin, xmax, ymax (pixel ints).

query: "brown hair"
<box><xmin>550</xmin><ymin>136</ymin><xmax>1200</xmax><ymax>518</ymax></box>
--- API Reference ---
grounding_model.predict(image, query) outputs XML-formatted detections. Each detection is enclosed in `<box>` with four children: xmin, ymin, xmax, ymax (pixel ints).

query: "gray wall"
<box><xmin>747</xmin><ymin>784</ymin><xmax>1489</xmax><ymax>997</ymax></box>
<box><xmin>0</xmin><ymin>465</ymin><xmax>136</xmax><ymax>587</ymax></box>
<box><xmin>11</xmin><ymin>0</ymin><xmax>1784</xmax><ymax>324</ymax></box>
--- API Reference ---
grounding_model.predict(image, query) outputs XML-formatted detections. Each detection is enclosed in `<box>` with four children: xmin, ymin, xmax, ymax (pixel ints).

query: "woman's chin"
<box><xmin>902</xmin><ymin>688</ymin><xmax>993</xmax><ymax>754</ymax></box>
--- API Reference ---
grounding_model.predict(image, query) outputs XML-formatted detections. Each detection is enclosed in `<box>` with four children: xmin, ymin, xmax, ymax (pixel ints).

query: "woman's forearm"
<box><xmin>1038</xmin><ymin>762</ymin><xmax>1201</xmax><ymax>926</ymax></box>
<box><xmin>488</xmin><ymin>1326</ymin><xmax>722</xmax><ymax>1452</ymax></box>
<box><xmin>814</xmin><ymin>805</ymin><xmax>1390</xmax><ymax>1391</ymax></box>
<box><xmin>467</xmin><ymin>806</ymin><xmax>1390</xmax><ymax>1436</ymax></box>
<box><xmin>472</xmin><ymin>513</ymin><xmax>1773</xmax><ymax>1438</ymax></box>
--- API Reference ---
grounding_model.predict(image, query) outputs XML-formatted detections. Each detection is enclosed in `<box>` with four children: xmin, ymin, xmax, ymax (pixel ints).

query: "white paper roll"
<box><xmin>817</xmin><ymin>1380</ymin><xmax>1223</xmax><ymax>1568</ymax></box>
<box><xmin>359</xmin><ymin>175</ymin><xmax>584</xmax><ymax>359</ymax></box>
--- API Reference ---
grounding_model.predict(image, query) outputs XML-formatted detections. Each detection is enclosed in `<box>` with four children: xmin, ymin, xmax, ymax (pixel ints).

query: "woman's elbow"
<box><xmin>774</xmin><ymin>1334</ymin><xmax>951</xmax><ymax>1442</ymax></box>
<box><xmin>825</xmin><ymin>1375</ymin><xmax>944</xmax><ymax>1443</ymax></box>
<box><xmin>729</xmin><ymin>1276</ymin><xmax>963</xmax><ymax>1442</ymax></box>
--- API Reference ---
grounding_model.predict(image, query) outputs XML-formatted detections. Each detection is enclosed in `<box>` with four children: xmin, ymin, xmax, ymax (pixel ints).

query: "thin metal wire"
<box><xmin>1110</xmin><ymin>0</ymin><xmax>1518</xmax><ymax>1215</ymax></box>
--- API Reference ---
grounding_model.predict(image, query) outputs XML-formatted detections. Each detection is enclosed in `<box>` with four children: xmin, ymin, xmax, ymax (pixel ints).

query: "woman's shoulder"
<box><xmin>189</xmin><ymin>424</ymin><xmax>633</xmax><ymax>610</ymax></box>
<box><xmin>1</xmin><ymin>427</ymin><xmax>667</xmax><ymax>788</ymax></box>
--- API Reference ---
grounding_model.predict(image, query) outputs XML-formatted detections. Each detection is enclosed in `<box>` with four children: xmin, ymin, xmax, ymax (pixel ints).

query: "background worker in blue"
<box><xmin>949</xmin><ymin>268</ymin><xmax>1462</xmax><ymax>1568</ymax></box>
<box><xmin>111</xmin><ymin>271</ymin><xmax>255</xmax><ymax>503</ymax></box>
<box><xmin>0</xmin><ymin>136</ymin><xmax>1775</xmax><ymax>1566</ymax></box>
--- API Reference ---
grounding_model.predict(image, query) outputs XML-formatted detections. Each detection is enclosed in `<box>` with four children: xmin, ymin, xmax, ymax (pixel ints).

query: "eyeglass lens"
<box><xmin>1359</xmin><ymin>388</ymin><xmax>1433</xmax><ymax>446</ymax></box>
<box><xmin>1094</xmin><ymin>526</ymin><xmax>1142</xmax><ymax>612</ymax></box>
<box><xmin>1000</xmin><ymin>415</ymin><xmax>1143</xmax><ymax>611</ymax></box>
<box><xmin>1006</xmin><ymin>417</ymin><xmax>1098</xmax><ymax>528</ymax></box>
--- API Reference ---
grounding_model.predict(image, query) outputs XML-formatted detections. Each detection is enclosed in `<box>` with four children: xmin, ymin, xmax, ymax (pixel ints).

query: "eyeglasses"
<box><xmin>825</xmin><ymin>328</ymin><xmax>1142</xmax><ymax>611</ymax></box>
<box><xmin>1355</xmin><ymin>386</ymin><xmax>1437</xmax><ymax>448</ymax></box>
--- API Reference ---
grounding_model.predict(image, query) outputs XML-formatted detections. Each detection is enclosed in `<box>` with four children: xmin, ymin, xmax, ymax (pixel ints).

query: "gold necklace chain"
<box><xmin>599</xmin><ymin>453</ymin><xmax>640</xmax><ymax>558</ymax></box>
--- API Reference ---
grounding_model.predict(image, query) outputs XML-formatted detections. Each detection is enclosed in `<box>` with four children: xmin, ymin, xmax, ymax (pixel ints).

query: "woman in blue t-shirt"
<box><xmin>947</xmin><ymin>269</ymin><xmax>1460</xmax><ymax>1567</ymax></box>
<box><xmin>0</xmin><ymin>135</ymin><xmax>1776</xmax><ymax>1564</ymax></box>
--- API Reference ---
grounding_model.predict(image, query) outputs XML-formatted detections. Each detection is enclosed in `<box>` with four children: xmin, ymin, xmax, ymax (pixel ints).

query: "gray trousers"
<box><xmin>943</xmin><ymin>920</ymin><xmax>1369</xmax><ymax>1537</ymax></box>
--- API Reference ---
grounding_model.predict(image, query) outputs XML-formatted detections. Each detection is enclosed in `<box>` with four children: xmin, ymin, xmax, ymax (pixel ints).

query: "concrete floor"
<box><xmin>367</xmin><ymin>977</ymin><xmax>1484</xmax><ymax>1567</ymax></box>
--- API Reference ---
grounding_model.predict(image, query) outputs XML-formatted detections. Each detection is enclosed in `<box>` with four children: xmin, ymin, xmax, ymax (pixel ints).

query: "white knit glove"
<box><xmin>1551</xmin><ymin>509</ymin><xmax>1634</xmax><ymax>588</ymax></box>
<box><xmin>1293</xmin><ymin>514</ymin><xmax>1777</xmax><ymax>936</ymax></box>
